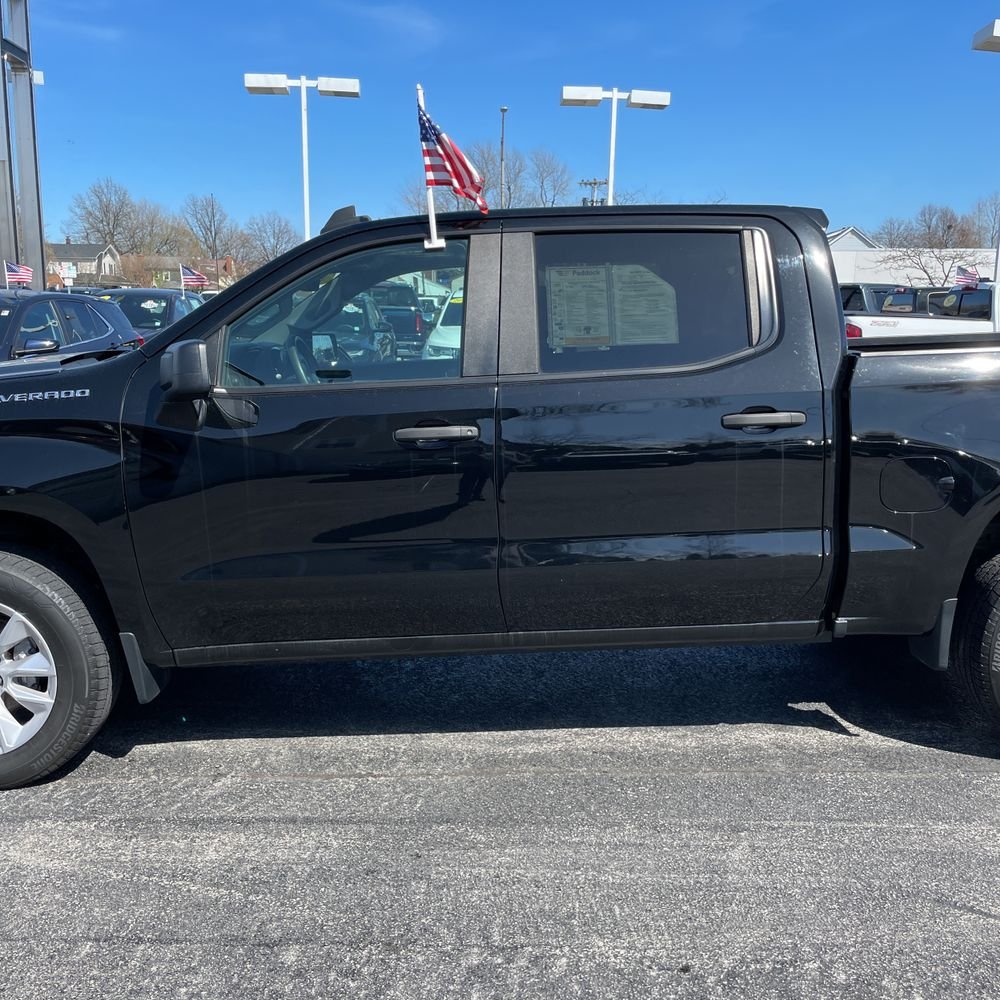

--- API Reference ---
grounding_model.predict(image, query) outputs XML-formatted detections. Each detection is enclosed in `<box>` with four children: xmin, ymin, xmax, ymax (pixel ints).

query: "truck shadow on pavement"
<box><xmin>93</xmin><ymin>639</ymin><xmax>1000</xmax><ymax>762</ymax></box>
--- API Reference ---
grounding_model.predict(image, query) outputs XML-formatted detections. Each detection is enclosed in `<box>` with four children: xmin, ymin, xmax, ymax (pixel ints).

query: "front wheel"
<box><xmin>0</xmin><ymin>552</ymin><xmax>116</xmax><ymax>790</ymax></box>
<box><xmin>949</xmin><ymin>554</ymin><xmax>1000</xmax><ymax>734</ymax></box>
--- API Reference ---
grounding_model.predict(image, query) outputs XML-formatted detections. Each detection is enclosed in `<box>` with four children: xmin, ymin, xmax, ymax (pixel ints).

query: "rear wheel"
<box><xmin>949</xmin><ymin>554</ymin><xmax>1000</xmax><ymax>734</ymax></box>
<box><xmin>0</xmin><ymin>552</ymin><xmax>116</xmax><ymax>790</ymax></box>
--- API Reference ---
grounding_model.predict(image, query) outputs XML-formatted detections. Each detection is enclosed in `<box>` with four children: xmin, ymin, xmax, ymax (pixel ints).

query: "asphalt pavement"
<box><xmin>2</xmin><ymin>641</ymin><xmax>999</xmax><ymax>999</ymax></box>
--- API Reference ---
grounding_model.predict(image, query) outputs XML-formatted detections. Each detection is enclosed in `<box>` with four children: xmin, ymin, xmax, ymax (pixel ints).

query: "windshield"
<box><xmin>440</xmin><ymin>300</ymin><xmax>464</xmax><ymax>327</ymax></box>
<box><xmin>372</xmin><ymin>284</ymin><xmax>416</xmax><ymax>308</ymax></box>
<box><xmin>104</xmin><ymin>295</ymin><xmax>172</xmax><ymax>330</ymax></box>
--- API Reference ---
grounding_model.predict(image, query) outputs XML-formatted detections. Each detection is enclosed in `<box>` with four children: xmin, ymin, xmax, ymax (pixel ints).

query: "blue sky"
<box><xmin>27</xmin><ymin>0</ymin><xmax>1000</xmax><ymax>240</ymax></box>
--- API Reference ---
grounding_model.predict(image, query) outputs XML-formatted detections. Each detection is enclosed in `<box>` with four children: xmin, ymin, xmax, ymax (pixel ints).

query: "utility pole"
<box><xmin>579</xmin><ymin>178</ymin><xmax>608</xmax><ymax>207</ymax></box>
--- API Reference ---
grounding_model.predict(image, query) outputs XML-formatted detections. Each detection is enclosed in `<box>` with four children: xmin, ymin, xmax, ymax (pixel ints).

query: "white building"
<box><xmin>828</xmin><ymin>226</ymin><xmax>997</xmax><ymax>285</ymax></box>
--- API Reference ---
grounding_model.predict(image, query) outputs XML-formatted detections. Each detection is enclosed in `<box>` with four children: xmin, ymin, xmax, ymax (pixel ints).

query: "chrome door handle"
<box><xmin>393</xmin><ymin>425</ymin><xmax>480</xmax><ymax>443</ymax></box>
<box><xmin>721</xmin><ymin>410</ymin><xmax>807</xmax><ymax>429</ymax></box>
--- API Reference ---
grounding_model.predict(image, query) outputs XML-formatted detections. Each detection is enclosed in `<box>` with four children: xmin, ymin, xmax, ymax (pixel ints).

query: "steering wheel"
<box><xmin>288</xmin><ymin>336</ymin><xmax>322</xmax><ymax>384</ymax></box>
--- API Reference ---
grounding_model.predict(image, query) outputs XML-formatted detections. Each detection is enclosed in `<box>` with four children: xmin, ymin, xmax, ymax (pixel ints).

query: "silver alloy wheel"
<box><xmin>0</xmin><ymin>603</ymin><xmax>57</xmax><ymax>753</ymax></box>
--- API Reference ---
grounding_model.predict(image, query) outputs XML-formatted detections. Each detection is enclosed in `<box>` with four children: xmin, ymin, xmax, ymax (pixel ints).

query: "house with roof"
<box><xmin>118</xmin><ymin>254</ymin><xmax>236</xmax><ymax>290</ymax></box>
<box><xmin>827</xmin><ymin>226</ymin><xmax>883</xmax><ymax>252</ymax></box>
<box><xmin>46</xmin><ymin>238</ymin><xmax>122</xmax><ymax>287</ymax></box>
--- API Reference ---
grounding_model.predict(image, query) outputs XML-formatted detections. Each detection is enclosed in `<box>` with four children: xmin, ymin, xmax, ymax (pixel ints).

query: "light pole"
<box><xmin>560</xmin><ymin>86</ymin><xmax>670</xmax><ymax>206</ymax></box>
<box><xmin>499</xmin><ymin>105</ymin><xmax>509</xmax><ymax>209</ymax></box>
<box><xmin>973</xmin><ymin>22</ymin><xmax>1000</xmax><ymax>278</ymax></box>
<box><xmin>243</xmin><ymin>73</ymin><xmax>361</xmax><ymax>240</ymax></box>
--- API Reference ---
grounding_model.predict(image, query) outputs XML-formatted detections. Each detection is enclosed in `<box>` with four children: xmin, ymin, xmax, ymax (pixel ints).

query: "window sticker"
<box><xmin>546</xmin><ymin>264</ymin><xmax>678</xmax><ymax>350</ymax></box>
<box><xmin>547</xmin><ymin>266</ymin><xmax>611</xmax><ymax>349</ymax></box>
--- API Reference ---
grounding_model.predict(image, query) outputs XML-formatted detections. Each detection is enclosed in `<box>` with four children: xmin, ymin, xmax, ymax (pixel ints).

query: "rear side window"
<box><xmin>959</xmin><ymin>289</ymin><xmax>991</xmax><ymax>319</ymax></box>
<box><xmin>58</xmin><ymin>301</ymin><xmax>106</xmax><ymax>343</ymax></box>
<box><xmin>928</xmin><ymin>289</ymin><xmax>992</xmax><ymax>318</ymax></box>
<box><xmin>841</xmin><ymin>286</ymin><xmax>864</xmax><ymax>312</ymax></box>
<box><xmin>881</xmin><ymin>291</ymin><xmax>916</xmax><ymax>313</ymax></box>
<box><xmin>535</xmin><ymin>232</ymin><xmax>751</xmax><ymax>373</ymax></box>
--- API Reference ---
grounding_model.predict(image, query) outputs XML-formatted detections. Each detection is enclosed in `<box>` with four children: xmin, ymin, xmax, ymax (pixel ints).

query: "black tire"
<box><xmin>950</xmin><ymin>554</ymin><xmax>1000</xmax><ymax>734</ymax></box>
<box><xmin>0</xmin><ymin>552</ymin><xmax>116</xmax><ymax>790</ymax></box>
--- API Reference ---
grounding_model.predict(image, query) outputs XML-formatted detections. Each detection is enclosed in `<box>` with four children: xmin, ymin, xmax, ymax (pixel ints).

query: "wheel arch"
<box><xmin>0</xmin><ymin>504</ymin><xmax>172</xmax><ymax>673</ymax></box>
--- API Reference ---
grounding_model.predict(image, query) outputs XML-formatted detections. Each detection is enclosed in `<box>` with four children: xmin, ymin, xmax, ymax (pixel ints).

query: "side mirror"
<box><xmin>160</xmin><ymin>340</ymin><xmax>211</xmax><ymax>402</ymax></box>
<box><xmin>14</xmin><ymin>338</ymin><xmax>59</xmax><ymax>358</ymax></box>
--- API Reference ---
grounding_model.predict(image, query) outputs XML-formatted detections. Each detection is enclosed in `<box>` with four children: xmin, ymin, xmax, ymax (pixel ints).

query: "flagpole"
<box><xmin>3</xmin><ymin>262</ymin><xmax>7</xmax><ymax>291</ymax></box>
<box><xmin>417</xmin><ymin>84</ymin><xmax>445</xmax><ymax>251</ymax></box>
<box><xmin>179</xmin><ymin>264</ymin><xmax>186</xmax><ymax>300</ymax></box>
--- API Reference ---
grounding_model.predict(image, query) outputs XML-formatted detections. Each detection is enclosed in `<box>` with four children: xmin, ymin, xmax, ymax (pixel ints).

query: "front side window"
<box><xmin>221</xmin><ymin>240</ymin><xmax>468</xmax><ymax>388</ymax></box>
<box><xmin>16</xmin><ymin>301</ymin><xmax>63</xmax><ymax>347</ymax></box>
<box><xmin>535</xmin><ymin>232</ymin><xmax>751</xmax><ymax>374</ymax></box>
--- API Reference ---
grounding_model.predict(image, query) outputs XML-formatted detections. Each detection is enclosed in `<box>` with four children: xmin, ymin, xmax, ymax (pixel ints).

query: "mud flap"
<box><xmin>119</xmin><ymin>632</ymin><xmax>171</xmax><ymax>704</ymax></box>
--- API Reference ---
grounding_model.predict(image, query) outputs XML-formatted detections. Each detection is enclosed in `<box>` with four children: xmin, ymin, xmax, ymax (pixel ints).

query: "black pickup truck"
<box><xmin>2</xmin><ymin>203</ymin><xmax>1000</xmax><ymax>789</ymax></box>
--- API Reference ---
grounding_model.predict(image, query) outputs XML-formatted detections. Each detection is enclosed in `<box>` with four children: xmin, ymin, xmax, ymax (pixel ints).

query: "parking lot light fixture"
<box><xmin>243</xmin><ymin>71</ymin><xmax>361</xmax><ymax>239</ymax></box>
<box><xmin>560</xmin><ymin>85</ymin><xmax>670</xmax><ymax>206</ymax></box>
<box><xmin>972</xmin><ymin>19</ymin><xmax>1000</xmax><ymax>52</ymax></box>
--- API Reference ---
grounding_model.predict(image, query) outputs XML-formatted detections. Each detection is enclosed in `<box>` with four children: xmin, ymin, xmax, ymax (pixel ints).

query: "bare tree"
<box><xmin>125</xmin><ymin>201</ymin><xmax>189</xmax><ymax>256</ymax></box>
<box><xmin>466</xmin><ymin>141</ymin><xmax>499</xmax><ymax>208</ymax></box>
<box><xmin>972</xmin><ymin>192</ymin><xmax>1000</xmax><ymax>248</ymax></box>
<box><xmin>873</xmin><ymin>203</ymin><xmax>989</xmax><ymax>284</ymax></box>
<box><xmin>529</xmin><ymin>149</ymin><xmax>572</xmax><ymax>207</ymax></box>
<box><xmin>183</xmin><ymin>194</ymin><xmax>231</xmax><ymax>261</ymax></box>
<box><xmin>874</xmin><ymin>245</ymin><xmax>983</xmax><ymax>286</ymax></box>
<box><xmin>245</xmin><ymin>211</ymin><xmax>301</xmax><ymax>262</ymax></box>
<box><xmin>912</xmin><ymin>204</ymin><xmax>978</xmax><ymax>248</ymax></box>
<box><xmin>498</xmin><ymin>147</ymin><xmax>527</xmax><ymax>209</ymax></box>
<box><xmin>67</xmin><ymin>177</ymin><xmax>134</xmax><ymax>248</ymax></box>
<box><xmin>872</xmin><ymin>216</ymin><xmax>912</xmax><ymax>247</ymax></box>
<box><xmin>398</xmin><ymin>178</ymin><xmax>429</xmax><ymax>216</ymax></box>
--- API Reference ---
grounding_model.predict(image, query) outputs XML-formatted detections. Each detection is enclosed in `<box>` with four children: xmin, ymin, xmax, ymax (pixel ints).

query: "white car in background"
<box><xmin>847</xmin><ymin>283</ymin><xmax>995</xmax><ymax>340</ymax></box>
<box><xmin>421</xmin><ymin>289</ymin><xmax>463</xmax><ymax>360</ymax></box>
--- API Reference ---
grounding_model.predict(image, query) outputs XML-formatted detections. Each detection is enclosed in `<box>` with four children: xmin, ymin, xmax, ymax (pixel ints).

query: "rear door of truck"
<box><xmin>495</xmin><ymin>212</ymin><xmax>832</xmax><ymax>636</ymax></box>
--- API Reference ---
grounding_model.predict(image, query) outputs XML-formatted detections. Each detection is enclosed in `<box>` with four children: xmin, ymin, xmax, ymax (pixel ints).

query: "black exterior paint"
<box><xmin>0</xmin><ymin>205</ymin><xmax>999</xmax><ymax>673</ymax></box>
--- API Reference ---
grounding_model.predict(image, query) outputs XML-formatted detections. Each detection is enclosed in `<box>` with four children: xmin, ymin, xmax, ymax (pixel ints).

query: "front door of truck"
<box><xmin>123</xmin><ymin>232</ymin><xmax>503</xmax><ymax>653</ymax></box>
<box><xmin>496</xmin><ymin>217</ymin><xmax>830</xmax><ymax>634</ymax></box>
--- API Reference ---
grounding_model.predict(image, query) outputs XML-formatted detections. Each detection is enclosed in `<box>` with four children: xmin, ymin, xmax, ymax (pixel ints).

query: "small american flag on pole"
<box><xmin>954</xmin><ymin>264</ymin><xmax>980</xmax><ymax>288</ymax></box>
<box><xmin>418</xmin><ymin>104</ymin><xmax>488</xmax><ymax>215</ymax></box>
<box><xmin>5</xmin><ymin>261</ymin><xmax>32</xmax><ymax>284</ymax></box>
<box><xmin>180</xmin><ymin>264</ymin><xmax>209</xmax><ymax>288</ymax></box>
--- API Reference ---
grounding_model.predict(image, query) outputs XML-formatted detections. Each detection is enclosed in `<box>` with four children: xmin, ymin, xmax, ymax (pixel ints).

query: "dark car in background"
<box><xmin>0</xmin><ymin>290</ymin><xmax>138</xmax><ymax>359</ymax></box>
<box><xmin>321</xmin><ymin>292</ymin><xmax>397</xmax><ymax>363</ymax></box>
<box><xmin>96</xmin><ymin>288</ymin><xmax>203</xmax><ymax>333</ymax></box>
<box><xmin>370</xmin><ymin>280</ymin><xmax>426</xmax><ymax>357</ymax></box>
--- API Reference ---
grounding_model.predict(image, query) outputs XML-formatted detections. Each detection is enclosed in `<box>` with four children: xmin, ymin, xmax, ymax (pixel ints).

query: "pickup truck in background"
<box><xmin>846</xmin><ymin>282</ymin><xmax>995</xmax><ymax>339</ymax></box>
<box><xmin>841</xmin><ymin>282</ymin><xmax>953</xmax><ymax>317</ymax></box>
<box><xmin>370</xmin><ymin>280</ymin><xmax>429</xmax><ymax>358</ymax></box>
<box><xmin>3</xmin><ymin>202</ymin><xmax>1000</xmax><ymax>789</ymax></box>
<box><xmin>840</xmin><ymin>282</ymin><xmax>900</xmax><ymax>314</ymax></box>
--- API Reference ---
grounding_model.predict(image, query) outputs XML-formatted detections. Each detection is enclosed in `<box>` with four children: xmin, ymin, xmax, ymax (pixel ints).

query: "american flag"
<box><xmin>5</xmin><ymin>261</ymin><xmax>32</xmax><ymax>284</ymax></box>
<box><xmin>181</xmin><ymin>264</ymin><xmax>209</xmax><ymax>288</ymax></box>
<box><xmin>418</xmin><ymin>104</ymin><xmax>488</xmax><ymax>215</ymax></box>
<box><xmin>954</xmin><ymin>264</ymin><xmax>980</xmax><ymax>288</ymax></box>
